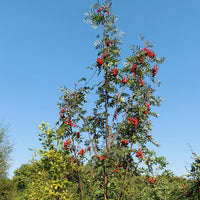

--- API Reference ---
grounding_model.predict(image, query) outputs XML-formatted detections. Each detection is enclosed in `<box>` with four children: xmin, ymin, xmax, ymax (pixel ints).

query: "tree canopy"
<box><xmin>0</xmin><ymin>121</ymin><xmax>12</xmax><ymax>177</ymax></box>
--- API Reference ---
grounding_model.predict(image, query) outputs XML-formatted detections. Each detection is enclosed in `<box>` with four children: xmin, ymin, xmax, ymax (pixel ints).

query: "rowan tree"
<box><xmin>55</xmin><ymin>0</ymin><xmax>166</xmax><ymax>199</ymax></box>
<box><xmin>29</xmin><ymin>0</ymin><xmax>168</xmax><ymax>199</ymax></box>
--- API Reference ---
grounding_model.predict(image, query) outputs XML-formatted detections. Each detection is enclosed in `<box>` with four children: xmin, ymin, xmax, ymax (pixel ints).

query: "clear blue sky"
<box><xmin>0</xmin><ymin>0</ymin><xmax>200</xmax><ymax>178</ymax></box>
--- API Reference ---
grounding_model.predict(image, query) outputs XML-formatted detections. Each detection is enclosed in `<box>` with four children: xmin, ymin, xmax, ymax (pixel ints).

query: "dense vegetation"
<box><xmin>2</xmin><ymin>156</ymin><xmax>200</xmax><ymax>199</ymax></box>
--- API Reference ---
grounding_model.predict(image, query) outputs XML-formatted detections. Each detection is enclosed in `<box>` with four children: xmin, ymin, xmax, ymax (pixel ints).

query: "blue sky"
<box><xmin>0</xmin><ymin>0</ymin><xmax>200</xmax><ymax>178</ymax></box>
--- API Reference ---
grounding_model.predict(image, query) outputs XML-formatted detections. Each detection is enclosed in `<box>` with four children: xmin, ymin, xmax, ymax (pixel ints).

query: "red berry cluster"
<box><xmin>120</xmin><ymin>76</ymin><xmax>128</xmax><ymax>84</ymax></box>
<box><xmin>97</xmin><ymin>6</ymin><xmax>109</xmax><ymax>15</ymax></box>
<box><xmin>70</xmin><ymin>156</ymin><xmax>75</xmax><ymax>163</ymax></box>
<box><xmin>111</xmin><ymin>67</ymin><xmax>119</xmax><ymax>77</ymax></box>
<box><xmin>145</xmin><ymin>102</ymin><xmax>150</xmax><ymax>110</ymax></box>
<box><xmin>143</xmin><ymin>110</ymin><xmax>148</xmax><ymax>114</ymax></box>
<box><xmin>97</xmin><ymin>8</ymin><xmax>102</xmax><ymax>13</ymax></box>
<box><xmin>59</xmin><ymin>112</ymin><xmax>65</xmax><ymax>119</ymax></box>
<box><xmin>65</xmin><ymin>105</ymin><xmax>70</xmax><ymax>110</ymax></box>
<box><xmin>129</xmin><ymin>47</ymin><xmax>158</xmax><ymax>89</ymax></box>
<box><xmin>64</xmin><ymin>118</ymin><xmax>76</xmax><ymax>127</ymax></box>
<box><xmin>140</xmin><ymin>78</ymin><xmax>144</xmax><ymax>87</ymax></box>
<box><xmin>96</xmin><ymin>51</ymin><xmax>109</xmax><ymax>68</ymax></box>
<box><xmin>106</xmin><ymin>40</ymin><xmax>115</xmax><ymax>47</ymax></box>
<box><xmin>131</xmin><ymin>64</ymin><xmax>137</xmax><ymax>73</ymax></box>
<box><xmin>143</xmin><ymin>102</ymin><xmax>150</xmax><ymax>115</ymax></box>
<box><xmin>152</xmin><ymin>65</ymin><xmax>158</xmax><ymax>77</ymax></box>
<box><xmin>129</xmin><ymin>61</ymin><xmax>145</xmax><ymax>87</ymax></box>
<box><xmin>103</xmin><ymin>53</ymin><xmax>107</xmax><ymax>59</ymax></box>
<box><xmin>128</xmin><ymin>117</ymin><xmax>139</xmax><ymax>126</ymax></box>
<box><xmin>142</xmin><ymin>47</ymin><xmax>155</xmax><ymax>59</ymax></box>
<box><xmin>115</xmin><ymin>163</ymin><xmax>122</xmax><ymax>173</ymax></box>
<box><xmin>96</xmin><ymin>57</ymin><xmax>104</xmax><ymax>68</ymax></box>
<box><xmin>136</xmin><ymin>148</ymin><xmax>143</xmax><ymax>159</ymax></box>
<box><xmin>76</xmin><ymin>132</ymin><xmax>80</xmax><ymax>138</ymax></box>
<box><xmin>59</xmin><ymin>107</ymin><xmax>77</xmax><ymax>127</ymax></box>
<box><xmin>145</xmin><ymin>176</ymin><xmax>156</xmax><ymax>183</ymax></box>
<box><xmin>101</xmin><ymin>156</ymin><xmax>105</xmax><ymax>161</ymax></box>
<box><xmin>97</xmin><ymin>155</ymin><xmax>105</xmax><ymax>161</ymax></box>
<box><xmin>60</xmin><ymin>108</ymin><xmax>65</xmax><ymax>113</ymax></box>
<box><xmin>121</xmin><ymin>139</ymin><xmax>128</xmax><ymax>146</ymax></box>
<box><xmin>138</xmin><ymin>56</ymin><xmax>145</xmax><ymax>64</ymax></box>
<box><xmin>64</xmin><ymin>138</ymin><xmax>71</xmax><ymax>150</ymax></box>
<box><xmin>78</xmin><ymin>148</ymin><xmax>84</xmax><ymax>155</ymax></box>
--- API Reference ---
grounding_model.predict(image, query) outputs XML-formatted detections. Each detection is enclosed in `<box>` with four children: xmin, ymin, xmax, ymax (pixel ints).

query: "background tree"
<box><xmin>13</xmin><ymin>163</ymin><xmax>36</xmax><ymax>199</ymax></box>
<box><xmin>0</xmin><ymin>176</ymin><xmax>15</xmax><ymax>200</ymax></box>
<box><xmin>182</xmin><ymin>152</ymin><xmax>200</xmax><ymax>199</ymax></box>
<box><xmin>0</xmin><ymin>121</ymin><xmax>12</xmax><ymax>177</ymax></box>
<box><xmin>0</xmin><ymin>121</ymin><xmax>14</xmax><ymax>200</ymax></box>
<box><xmin>13</xmin><ymin>122</ymin><xmax>78</xmax><ymax>200</ymax></box>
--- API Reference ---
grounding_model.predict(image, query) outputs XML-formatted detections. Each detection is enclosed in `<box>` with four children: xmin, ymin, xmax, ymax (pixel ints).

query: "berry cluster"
<box><xmin>145</xmin><ymin>176</ymin><xmax>156</xmax><ymax>183</ymax></box>
<box><xmin>64</xmin><ymin>139</ymin><xmax>71</xmax><ymax>150</ymax></box>
<box><xmin>136</xmin><ymin>148</ymin><xmax>143</xmax><ymax>159</ymax></box>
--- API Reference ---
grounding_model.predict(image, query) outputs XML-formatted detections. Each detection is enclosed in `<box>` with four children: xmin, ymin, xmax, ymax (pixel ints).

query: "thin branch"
<box><xmin>110</xmin><ymin>85</ymin><xmax>135</xmax><ymax>144</ymax></box>
<box><xmin>84</xmin><ymin>69</ymin><xmax>97</xmax><ymax>87</ymax></box>
<box><xmin>109</xmin><ymin>85</ymin><xmax>125</xmax><ymax>144</ymax></box>
<box><xmin>119</xmin><ymin>141</ymin><xmax>133</xmax><ymax>200</ymax></box>
<box><xmin>72</xmin><ymin>139</ymin><xmax>84</xmax><ymax>200</ymax></box>
<box><xmin>102</xmin><ymin>15</ymin><xmax>109</xmax><ymax>200</ymax></box>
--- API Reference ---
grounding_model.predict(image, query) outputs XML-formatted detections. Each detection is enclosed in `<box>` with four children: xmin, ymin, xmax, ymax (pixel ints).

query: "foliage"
<box><xmin>13</xmin><ymin>163</ymin><xmax>35</xmax><ymax>199</ymax></box>
<box><xmin>0</xmin><ymin>121</ymin><xmax>14</xmax><ymax>200</ymax></box>
<box><xmin>13</xmin><ymin>0</ymin><xmax>200</xmax><ymax>200</ymax></box>
<box><xmin>13</xmin><ymin>164</ymin><xmax>34</xmax><ymax>192</ymax></box>
<box><xmin>182</xmin><ymin>152</ymin><xmax>200</xmax><ymax>199</ymax></box>
<box><xmin>137</xmin><ymin>173</ymin><xmax>186</xmax><ymax>199</ymax></box>
<box><xmin>0</xmin><ymin>121</ymin><xmax>12</xmax><ymax>177</ymax></box>
<box><xmin>54</xmin><ymin>0</ymin><xmax>166</xmax><ymax>199</ymax></box>
<box><xmin>15</xmin><ymin>0</ymin><xmax>167</xmax><ymax>199</ymax></box>
<box><xmin>0</xmin><ymin>176</ymin><xmax>15</xmax><ymax>200</ymax></box>
<box><xmin>13</xmin><ymin>122</ymin><xmax>79</xmax><ymax>200</ymax></box>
